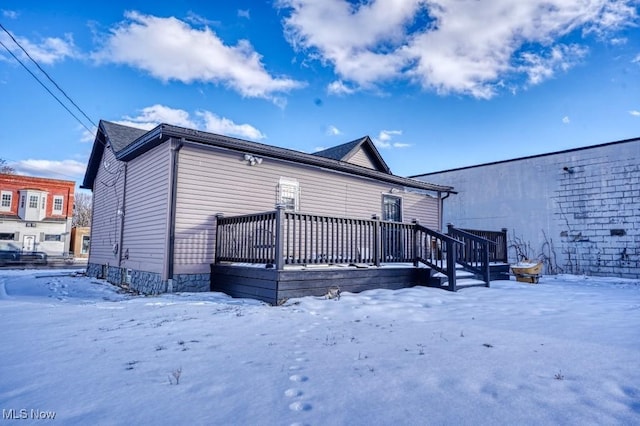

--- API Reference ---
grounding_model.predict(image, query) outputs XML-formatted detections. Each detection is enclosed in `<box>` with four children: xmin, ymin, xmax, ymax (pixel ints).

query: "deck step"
<box><xmin>443</xmin><ymin>278</ymin><xmax>488</xmax><ymax>288</ymax></box>
<box><xmin>432</xmin><ymin>270</ymin><xmax>475</xmax><ymax>279</ymax></box>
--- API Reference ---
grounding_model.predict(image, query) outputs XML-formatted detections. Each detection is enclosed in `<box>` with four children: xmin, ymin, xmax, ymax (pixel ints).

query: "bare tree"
<box><xmin>73</xmin><ymin>192</ymin><xmax>92</xmax><ymax>227</ymax></box>
<box><xmin>0</xmin><ymin>158</ymin><xmax>15</xmax><ymax>174</ymax></box>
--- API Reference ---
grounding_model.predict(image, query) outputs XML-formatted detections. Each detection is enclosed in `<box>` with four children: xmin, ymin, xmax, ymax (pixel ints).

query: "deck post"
<box><xmin>372</xmin><ymin>214</ymin><xmax>381</xmax><ymax>267</ymax></box>
<box><xmin>412</xmin><ymin>219</ymin><xmax>419</xmax><ymax>267</ymax></box>
<box><xmin>214</xmin><ymin>213</ymin><xmax>224</xmax><ymax>264</ymax></box>
<box><xmin>482</xmin><ymin>241</ymin><xmax>490</xmax><ymax>287</ymax></box>
<box><xmin>446</xmin><ymin>237</ymin><xmax>457</xmax><ymax>292</ymax></box>
<box><xmin>501</xmin><ymin>228</ymin><xmax>508</xmax><ymax>263</ymax></box>
<box><xmin>275</xmin><ymin>205</ymin><xmax>285</xmax><ymax>270</ymax></box>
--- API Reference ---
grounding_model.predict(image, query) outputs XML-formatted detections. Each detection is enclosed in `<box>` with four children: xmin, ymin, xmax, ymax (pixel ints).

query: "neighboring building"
<box><xmin>70</xmin><ymin>226</ymin><xmax>90</xmax><ymax>258</ymax></box>
<box><xmin>0</xmin><ymin>174</ymin><xmax>75</xmax><ymax>255</ymax></box>
<box><xmin>82</xmin><ymin>121</ymin><xmax>455</xmax><ymax>296</ymax></box>
<box><xmin>412</xmin><ymin>137</ymin><xmax>640</xmax><ymax>278</ymax></box>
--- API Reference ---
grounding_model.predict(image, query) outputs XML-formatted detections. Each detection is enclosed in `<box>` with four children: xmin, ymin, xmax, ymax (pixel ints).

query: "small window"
<box><xmin>0</xmin><ymin>233</ymin><xmax>15</xmax><ymax>241</ymax></box>
<box><xmin>0</xmin><ymin>191</ymin><xmax>11</xmax><ymax>211</ymax></box>
<box><xmin>81</xmin><ymin>235</ymin><xmax>90</xmax><ymax>254</ymax></box>
<box><xmin>44</xmin><ymin>234</ymin><xmax>62</xmax><ymax>242</ymax></box>
<box><xmin>21</xmin><ymin>195</ymin><xmax>25</xmax><ymax>208</ymax></box>
<box><xmin>29</xmin><ymin>195</ymin><xmax>38</xmax><ymax>209</ymax></box>
<box><xmin>382</xmin><ymin>195</ymin><xmax>402</xmax><ymax>222</ymax></box>
<box><xmin>53</xmin><ymin>196</ymin><xmax>64</xmax><ymax>214</ymax></box>
<box><xmin>277</xmin><ymin>178</ymin><xmax>300</xmax><ymax>211</ymax></box>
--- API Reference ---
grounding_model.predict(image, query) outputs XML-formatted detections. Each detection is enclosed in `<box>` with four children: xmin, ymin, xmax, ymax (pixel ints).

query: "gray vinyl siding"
<box><xmin>348</xmin><ymin>148</ymin><xmax>377</xmax><ymax>170</ymax></box>
<box><xmin>121</xmin><ymin>142</ymin><xmax>171</xmax><ymax>275</ymax></box>
<box><xmin>173</xmin><ymin>143</ymin><xmax>440</xmax><ymax>274</ymax></box>
<box><xmin>88</xmin><ymin>147</ymin><xmax>125</xmax><ymax>266</ymax></box>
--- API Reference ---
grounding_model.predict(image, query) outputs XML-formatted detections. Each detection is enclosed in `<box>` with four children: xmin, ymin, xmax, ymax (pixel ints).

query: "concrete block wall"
<box><xmin>553</xmin><ymin>158</ymin><xmax>639</xmax><ymax>277</ymax></box>
<box><xmin>414</xmin><ymin>138</ymin><xmax>640</xmax><ymax>278</ymax></box>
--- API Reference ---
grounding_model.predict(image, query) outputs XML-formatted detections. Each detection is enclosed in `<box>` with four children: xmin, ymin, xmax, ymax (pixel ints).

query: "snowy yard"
<box><xmin>1</xmin><ymin>269</ymin><xmax>639</xmax><ymax>425</ymax></box>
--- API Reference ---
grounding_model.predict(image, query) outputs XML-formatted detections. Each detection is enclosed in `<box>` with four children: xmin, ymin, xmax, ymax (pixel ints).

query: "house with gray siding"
<box><xmin>84</xmin><ymin>120</ymin><xmax>493</xmax><ymax>302</ymax></box>
<box><xmin>412</xmin><ymin>137</ymin><xmax>640</xmax><ymax>279</ymax></box>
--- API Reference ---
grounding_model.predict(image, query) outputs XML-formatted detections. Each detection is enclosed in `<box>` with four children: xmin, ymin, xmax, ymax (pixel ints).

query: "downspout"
<box><xmin>440</xmin><ymin>191</ymin><xmax>452</xmax><ymax>232</ymax></box>
<box><xmin>118</xmin><ymin>163</ymin><xmax>128</xmax><ymax>269</ymax></box>
<box><xmin>166</xmin><ymin>138</ymin><xmax>184</xmax><ymax>292</ymax></box>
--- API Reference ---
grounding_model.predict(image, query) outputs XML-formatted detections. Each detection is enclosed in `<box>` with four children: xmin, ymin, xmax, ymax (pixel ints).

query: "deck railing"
<box><xmin>215</xmin><ymin>207</ymin><xmax>465</xmax><ymax>286</ymax></box>
<box><xmin>459</xmin><ymin>227</ymin><xmax>508</xmax><ymax>263</ymax></box>
<box><xmin>447</xmin><ymin>225</ymin><xmax>492</xmax><ymax>286</ymax></box>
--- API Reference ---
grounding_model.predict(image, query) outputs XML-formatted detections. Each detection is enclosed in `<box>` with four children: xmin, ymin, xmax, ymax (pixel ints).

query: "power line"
<box><xmin>0</xmin><ymin>23</ymin><xmax>97</xmax><ymax>132</ymax></box>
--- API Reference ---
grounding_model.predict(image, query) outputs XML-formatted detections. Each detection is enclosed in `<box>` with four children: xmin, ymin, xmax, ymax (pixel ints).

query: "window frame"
<box><xmin>0</xmin><ymin>191</ymin><xmax>11</xmax><ymax>211</ymax></box>
<box><xmin>277</xmin><ymin>178</ymin><xmax>300</xmax><ymax>212</ymax></box>
<box><xmin>53</xmin><ymin>196</ymin><xmax>64</xmax><ymax>214</ymax></box>
<box><xmin>382</xmin><ymin>194</ymin><xmax>403</xmax><ymax>222</ymax></box>
<box><xmin>29</xmin><ymin>195</ymin><xmax>39</xmax><ymax>209</ymax></box>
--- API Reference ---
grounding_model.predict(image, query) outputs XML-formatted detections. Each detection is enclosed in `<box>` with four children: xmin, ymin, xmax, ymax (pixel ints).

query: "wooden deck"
<box><xmin>211</xmin><ymin>207</ymin><xmax>508</xmax><ymax>304</ymax></box>
<box><xmin>211</xmin><ymin>263</ymin><xmax>431</xmax><ymax>305</ymax></box>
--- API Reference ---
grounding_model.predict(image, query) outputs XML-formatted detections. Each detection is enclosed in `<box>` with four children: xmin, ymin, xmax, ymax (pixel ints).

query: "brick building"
<box><xmin>0</xmin><ymin>173</ymin><xmax>75</xmax><ymax>255</ymax></box>
<box><xmin>412</xmin><ymin>137</ymin><xmax>640</xmax><ymax>279</ymax></box>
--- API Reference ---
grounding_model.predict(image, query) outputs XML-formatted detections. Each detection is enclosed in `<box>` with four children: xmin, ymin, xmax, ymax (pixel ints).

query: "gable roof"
<box><xmin>313</xmin><ymin>136</ymin><xmax>391</xmax><ymax>173</ymax></box>
<box><xmin>82</xmin><ymin>120</ymin><xmax>454</xmax><ymax>193</ymax></box>
<box><xmin>81</xmin><ymin>121</ymin><xmax>147</xmax><ymax>189</ymax></box>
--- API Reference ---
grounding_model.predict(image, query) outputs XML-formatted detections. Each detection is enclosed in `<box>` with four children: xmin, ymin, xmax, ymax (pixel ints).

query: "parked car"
<box><xmin>0</xmin><ymin>242</ymin><xmax>48</xmax><ymax>266</ymax></box>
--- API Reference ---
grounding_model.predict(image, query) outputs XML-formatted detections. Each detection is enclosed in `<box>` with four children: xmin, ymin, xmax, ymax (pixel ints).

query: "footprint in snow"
<box><xmin>284</xmin><ymin>388</ymin><xmax>303</xmax><ymax>398</ymax></box>
<box><xmin>289</xmin><ymin>401</ymin><xmax>312</xmax><ymax>412</ymax></box>
<box><xmin>289</xmin><ymin>374</ymin><xmax>308</xmax><ymax>383</ymax></box>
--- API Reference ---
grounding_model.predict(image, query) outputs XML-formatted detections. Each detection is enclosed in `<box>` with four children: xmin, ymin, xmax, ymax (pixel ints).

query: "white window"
<box><xmin>29</xmin><ymin>195</ymin><xmax>38</xmax><ymax>209</ymax></box>
<box><xmin>0</xmin><ymin>191</ymin><xmax>11</xmax><ymax>211</ymax></box>
<box><xmin>53</xmin><ymin>196</ymin><xmax>64</xmax><ymax>214</ymax></box>
<box><xmin>277</xmin><ymin>178</ymin><xmax>300</xmax><ymax>211</ymax></box>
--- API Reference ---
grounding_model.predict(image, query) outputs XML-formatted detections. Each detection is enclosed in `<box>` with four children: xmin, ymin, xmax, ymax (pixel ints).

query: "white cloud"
<box><xmin>327</xmin><ymin>80</ymin><xmax>355</xmax><ymax>95</ymax></box>
<box><xmin>238</xmin><ymin>9</ymin><xmax>251</xmax><ymax>19</ymax></box>
<box><xmin>326</xmin><ymin>125</ymin><xmax>342</xmax><ymax>136</ymax></box>
<box><xmin>0</xmin><ymin>31</ymin><xmax>77</xmax><ymax>64</ymax></box>
<box><xmin>197</xmin><ymin>111</ymin><xmax>266</xmax><ymax>140</ymax></box>
<box><xmin>92</xmin><ymin>11</ymin><xmax>305</xmax><ymax>101</ymax></box>
<box><xmin>2</xmin><ymin>10</ymin><xmax>18</xmax><ymax>19</ymax></box>
<box><xmin>630</xmin><ymin>110</ymin><xmax>640</xmax><ymax>116</ymax></box>
<box><xmin>633</xmin><ymin>54</ymin><xmax>640</xmax><ymax>63</ymax></box>
<box><xmin>278</xmin><ymin>0</ymin><xmax>638</xmax><ymax>98</ymax></box>
<box><xmin>378</xmin><ymin>130</ymin><xmax>402</xmax><ymax>142</ymax></box>
<box><xmin>120</xmin><ymin>104</ymin><xmax>197</xmax><ymax>130</ymax></box>
<box><xmin>562</xmin><ymin>116</ymin><xmax>571</xmax><ymax>124</ymax></box>
<box><xmin>115</xmin><ymin>104</ymin><xmax>266</xmax><ymax>141</ymax></box>
<box><xmin>519</xmin><ymin>44</ymin><xmax>588</xmax><ymax>86</ymax></box>
<box><xmin>609</xmin><ymin>37</ymin><xmax>627</xmax><ymax>45</ymax></box>
<box><xmin>12</xmin><ymin>159</ymin><xmax>87</xmax><ymax>180</ymax></box>
<box><xmin>373</xmin><ymin>130</ymin><xmax>409</xmax><ymax>149</ymax></box>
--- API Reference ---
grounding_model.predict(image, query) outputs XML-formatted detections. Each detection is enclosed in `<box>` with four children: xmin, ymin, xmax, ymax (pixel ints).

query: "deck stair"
<box><xmin>429</xmin><ymin>264</ymin><xmax>489</xmax><ymax>290</ymax></box>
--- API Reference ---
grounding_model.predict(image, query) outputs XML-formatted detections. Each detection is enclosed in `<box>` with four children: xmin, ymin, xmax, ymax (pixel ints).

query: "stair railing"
<box><xmin>413</xmin><ymin>222</ymin><xmax>464</xmax><ymax>291</ymax></box>
<box><xmin>447</xmin><ymin>224</ymin><xmax>492</xmax><ymax>287</ymax></box>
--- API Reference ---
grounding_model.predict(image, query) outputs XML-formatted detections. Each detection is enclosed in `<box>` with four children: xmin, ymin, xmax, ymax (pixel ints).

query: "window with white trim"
<box><xmin>53</xmin><ymin>196</ymin><xmax>64</xmax><ymax>214</ymax></box>
<box><xmin>29</xmin><ymin>195</ymin><xmax>38</xmax><ymax>209</ymax></box>
<box><xmin>277</xmin><ymin>178</ymin><xmax>300</xmax><ymax>211</ymax></box>
<box><xmin>0</xmin><ymin>191</ymin><xmax>11</xmax><ymax>211</ymax></box>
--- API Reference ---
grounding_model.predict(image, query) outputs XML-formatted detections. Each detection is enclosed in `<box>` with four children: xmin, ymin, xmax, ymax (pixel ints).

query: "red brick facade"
<box><xmin>0</xmin><ymin>174</ymin><xmax>75</xmax><ymax>219</ymax></box>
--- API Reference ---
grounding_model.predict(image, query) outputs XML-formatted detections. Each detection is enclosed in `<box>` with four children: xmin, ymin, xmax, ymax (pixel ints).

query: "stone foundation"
<box><xmin>86</xmin><ymin>263</ymin><xmax>210</xmax><ymax>294</ymax></box>
<box><xmin>173</xmin><ymin>273</ymin><xmax>210</xmax><ymax>292</ymax></box>
<box><xmin>129</xmin><ymin>270</ymin><xmax>165</xmax><ymax>294</ymax></box>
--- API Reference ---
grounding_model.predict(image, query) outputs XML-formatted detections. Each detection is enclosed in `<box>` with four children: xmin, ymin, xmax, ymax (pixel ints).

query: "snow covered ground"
<box><xmin>1</xmin><ymin>269</ymin><xmax>639</xmax><ymax>425</ymax></box>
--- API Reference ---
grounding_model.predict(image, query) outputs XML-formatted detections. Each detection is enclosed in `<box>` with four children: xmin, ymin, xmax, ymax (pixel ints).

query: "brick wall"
<box><xmin>414</xmin><ymin>137</ymin><xmax>640</xmax><ymax>279</ymax></box>
<box><xmin>554</xmin><ymin>159</ymin><xmax>640</xmax><ymax>277</ymax></box>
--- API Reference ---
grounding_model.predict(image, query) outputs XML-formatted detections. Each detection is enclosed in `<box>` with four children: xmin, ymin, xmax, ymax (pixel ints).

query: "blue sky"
<box><xmin>1</xmin><ymin>1</ymin><xmax>639</xmax><ymax>185</ymax></box>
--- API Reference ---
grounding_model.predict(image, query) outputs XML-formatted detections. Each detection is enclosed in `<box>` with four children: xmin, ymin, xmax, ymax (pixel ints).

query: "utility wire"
<box><xmin>0</xmin><ymin>23</ymin><xmax>97</xmax><ymax>132</ymax></box>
